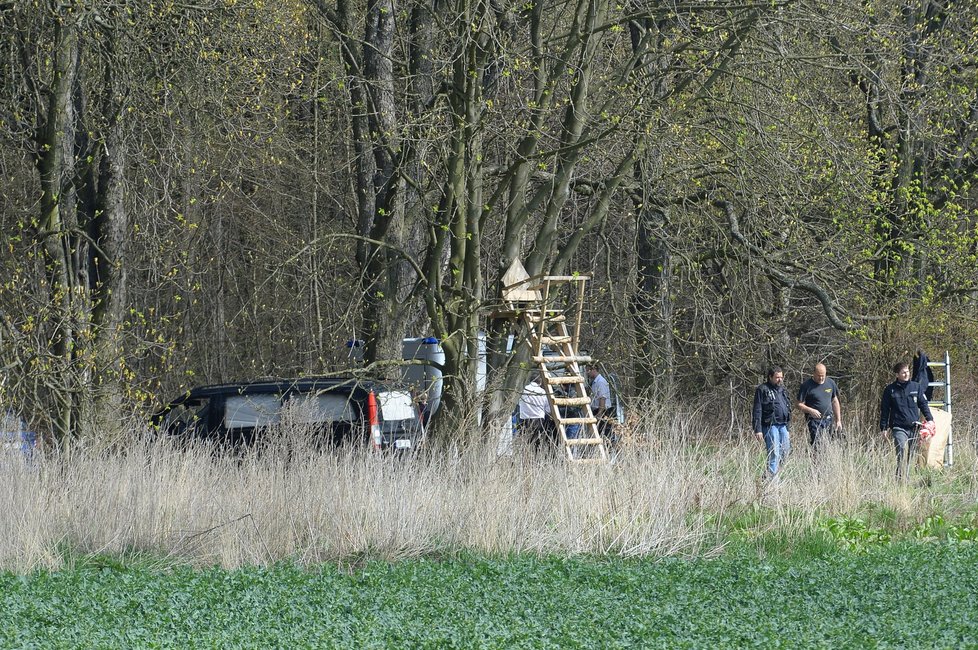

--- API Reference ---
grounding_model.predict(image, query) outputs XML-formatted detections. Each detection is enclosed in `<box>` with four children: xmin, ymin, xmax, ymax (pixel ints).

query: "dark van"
<box><xmin>154</xmin><ymin>377</ymin><xmax>424</xmax><ymax>451</ymax></box>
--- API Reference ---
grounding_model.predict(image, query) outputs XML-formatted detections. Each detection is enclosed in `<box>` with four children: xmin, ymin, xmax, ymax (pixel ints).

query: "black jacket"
<box><xmin>880</xmin><ymin>380</ymin><xmax>933</xmax><ymax>431</ymax></box>
<box><xmin>752</xmin><ymin>382</ymin><xmax>791</xmax><ymax>432</ymax></box>
<box><xmin>912</xmin><ymin>351</ymin><xmax>935</xmax><ymax>401</ymax></box>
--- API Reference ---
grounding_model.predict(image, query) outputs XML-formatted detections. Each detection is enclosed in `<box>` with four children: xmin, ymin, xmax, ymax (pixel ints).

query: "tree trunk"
<box><xmin>35</xmin><ymin>10</ymin><xmax>81</xmax><ymax>441</ymax></box>
<box><xmin>630</xmin><ymin>203</ymin><xmax>674</xmax><ymax>394</ymax></box>
<box><xmin>89</xmin><ymin>29</ymin><xmax>129</xmax><ymax>436</ymax></box>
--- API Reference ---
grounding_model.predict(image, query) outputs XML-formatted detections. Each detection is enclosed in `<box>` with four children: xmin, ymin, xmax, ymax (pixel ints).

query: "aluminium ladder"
<box><xmin>924</xmin><ymin>351</ymin><xmax>953</xmax><ymax>466</ymax></box>
<box><xmin>506</xmin><ymin>273</ymin><xmax>609</xmax><ymax>464</ymax></box>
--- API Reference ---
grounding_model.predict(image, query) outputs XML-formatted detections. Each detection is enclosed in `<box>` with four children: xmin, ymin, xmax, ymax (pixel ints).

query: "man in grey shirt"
<box><xmin>796</xmin><ymin>363</ymin><xmax>842</xmax><ymax>453</ymax></box>
<box><xmin>588</xmin><ymin>367</ymin><xmax>615</xmax><ymax>446</ymax></box>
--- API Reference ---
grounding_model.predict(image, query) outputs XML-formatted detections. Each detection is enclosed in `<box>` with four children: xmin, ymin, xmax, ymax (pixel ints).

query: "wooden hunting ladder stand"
<box><xmin>500</xmin><ymin>261</ymin><xmax>609</xmax><ymax>464</ymax></box>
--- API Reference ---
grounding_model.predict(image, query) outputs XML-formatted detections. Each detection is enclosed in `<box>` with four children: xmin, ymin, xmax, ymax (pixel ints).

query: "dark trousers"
<box><xmin>597</xmin><ymin>417</ymin><xmax>617</xmax><ymax>448</ymax></box>
<box><xmin>807</xmin><ymin>416</ymin><xmax>833</xmax><ymax>453</ymax></box>
<box><xmin>519</xmin><ymin>418</ymin><xmax>556</xmax><ymax>450</ymax></box>
<box><xmin>891</xmin><ymin>425</ymin><xmax>920</xmax><ymax>479</ymax></box>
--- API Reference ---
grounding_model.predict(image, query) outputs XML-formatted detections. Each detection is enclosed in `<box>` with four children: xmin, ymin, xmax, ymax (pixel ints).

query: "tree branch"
<box><xmin>715</xmin><ymin>199</ymin><xmax>856</xmax><ymax>331</ymax></box>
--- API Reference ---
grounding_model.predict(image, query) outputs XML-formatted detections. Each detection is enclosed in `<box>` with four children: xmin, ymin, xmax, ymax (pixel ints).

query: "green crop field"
<box><xmin>3</xmin><ymin>542</ymin><xmax>977</xmax><ymax>648</ymax></box>
<box><xmin>2</xmin><ymin>427</ymin><xmax>978</xmax><ymax>647</ymax></box>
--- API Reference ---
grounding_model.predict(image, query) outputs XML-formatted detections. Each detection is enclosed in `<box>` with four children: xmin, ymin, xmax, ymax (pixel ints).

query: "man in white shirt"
<box><xmin>518</xmin><ymin>375</ymin><xmax>551</xmax><ymax>448</ymax></box>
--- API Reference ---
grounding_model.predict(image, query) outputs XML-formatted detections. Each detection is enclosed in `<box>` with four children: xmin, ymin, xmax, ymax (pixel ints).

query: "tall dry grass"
<box><xmin>0</xmin><ymin>402</ymin><xmax>975</xmax><ymax>571</ymax></box>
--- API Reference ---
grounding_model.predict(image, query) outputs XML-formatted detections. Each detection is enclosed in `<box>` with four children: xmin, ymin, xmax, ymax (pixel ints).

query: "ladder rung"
<box><xmin>565</xmin><ymin>437</ymin><xmax>603</xmax><ymax>446</ymax></box>
<box><xmin>540</xmin><ymin>336</ymin><xmax>573</xmax><ymax>345</ymax></box>
<box><xmin>526</xmin><ymin>276</ymin><xmax>589</xmax><ymax>289</ymax></box>
<box><xmin>544</xmin><ymin>375</ymin><xmax>585</xmax><ymax>385</ymax></box>
<box><xmin>569</xmin><ymin>458</ymin><xmax>607</xmax><ymax>465</ymax></box>
<box><xmin>534</xmin><ymin>355</ymin><xmax>590</xmax><ymax>363</ymax></box>
<box><xmin>559</xmin><ymin>417</ymin><xmax>597</xmax><ymax>425</ymax></box>
<box><xmin>553</xmin><ymin>397</ymin><xmax>591</xmax><ymax>406</ymax></box>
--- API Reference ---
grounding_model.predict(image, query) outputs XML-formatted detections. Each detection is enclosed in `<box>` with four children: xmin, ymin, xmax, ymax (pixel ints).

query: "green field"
<box><xmin>3</xmin><ymin>542</ymin><xmax>977</xmax><ymax>648</ymax></box>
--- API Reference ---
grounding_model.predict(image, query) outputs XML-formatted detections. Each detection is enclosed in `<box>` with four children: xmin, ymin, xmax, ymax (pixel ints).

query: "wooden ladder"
<box><xmin>519</xmin><ymin>277</ymin><xmax>609</xmax><ymax>464</ymax></box>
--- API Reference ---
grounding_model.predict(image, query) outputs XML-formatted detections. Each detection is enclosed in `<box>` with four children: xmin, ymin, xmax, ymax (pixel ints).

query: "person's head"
<box><xmin>587</xmin><ymin>367</ymin><xmax>598</xmax><ymax>380</ymax></box>
<box><xmin>812</xmin><ymin>363</ymin><xmax>827</xmax><ymax>384</ymax></box>
<box><xmin>892</xmin><ymin>361</ymin><xmax>910</xmax><ymax>381</ymax></box>
<box><xmin>766</xmin><ymin>366</ymin><xmax>784</xmax><ymax>386</ymax></box>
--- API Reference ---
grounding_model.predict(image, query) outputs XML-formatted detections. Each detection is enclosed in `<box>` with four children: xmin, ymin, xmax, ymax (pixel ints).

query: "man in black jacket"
<box><xmin>752</xmin><ymin>366</ymin><xmax>791</xmax><ymax>477</ymax></box>
<box><xmin>880</xmin><ymin>361</ymin><xmax>934</xmax><ymax>479</ymax></box>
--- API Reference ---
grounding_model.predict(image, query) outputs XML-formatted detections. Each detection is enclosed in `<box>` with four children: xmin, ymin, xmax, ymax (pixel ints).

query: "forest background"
<box><xmin>1</xmin><ymin>0</ymin><xmax>976</xmax><ymax>442</ymax></box>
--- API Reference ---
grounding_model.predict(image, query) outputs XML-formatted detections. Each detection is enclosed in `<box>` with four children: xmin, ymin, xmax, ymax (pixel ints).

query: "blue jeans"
<box><xmin>763</xmin><ymin>424</ymin><xmax>790</xmax><ymax>476</ymax></box>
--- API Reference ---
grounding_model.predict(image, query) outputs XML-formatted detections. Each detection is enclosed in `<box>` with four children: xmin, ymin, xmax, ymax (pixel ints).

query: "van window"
<box><xmin>285</xmin><ymin>393</ymin><xmax>355</xmax><ymax>424</ymax></box>
<box><xmin>164</xmin><ymin>399</ymin><xmax>210</xmax><ymax>435</ymax></box>
<box><xmin>377</xmin><ymin>390</ymin><xmax>416</xmax><ymax>422</ymax></box>
<box><xmin>225</xmin><ymin>395</ymin><xmax>282</xmax><ymax>428</ymax></box>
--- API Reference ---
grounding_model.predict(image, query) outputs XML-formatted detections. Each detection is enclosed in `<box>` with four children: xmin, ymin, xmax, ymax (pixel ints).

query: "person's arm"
<box><xmin>917</xmin><ymin>386</ymin><xmax>934</xmax><ymax>422</ymax></box>
<box><xmin>832</xmin><ymin>395</ymin><xmax>842</xmax><ymax>429</ymax></box>
<box><xmin>595</xmin><ymin>387</ymin><xmax>607</xmax><ymax>412</ymax></box>
<box><xmin>595</xmin><ymin>399</ymin><xmax>607</xmax><ymax>420</ymax></box>
<box><xmin>795</xmin><ymin>383</ymin><xmax>819</xmax><ymax>419</ymax></box>
<box><xmin>751</xmin><ymin>387</ymin><xmax>763</xmax><ymax>439</ymax></box>
<box><xmin>796</xmin><ymin>399</ymin><xmax>819</xmax><ymax>419</ymax></box>
<box><xmin>879</xmin><ymin>389</ymin><xmax>890</xmax><ymax>436</ymax></box>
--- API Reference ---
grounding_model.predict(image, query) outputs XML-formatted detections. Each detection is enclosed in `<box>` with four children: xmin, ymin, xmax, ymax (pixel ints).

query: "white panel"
<box><xmin>377</xmin><ymin>390</ymin><xmax>415</xmax><ymax>422</ymax></box>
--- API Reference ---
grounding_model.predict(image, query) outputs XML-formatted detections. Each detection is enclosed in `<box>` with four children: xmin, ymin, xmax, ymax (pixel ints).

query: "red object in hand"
<box><xmin>920</xmin><ymin>420</ymin><xmax>936</xmax><ymax>440</ymax></box>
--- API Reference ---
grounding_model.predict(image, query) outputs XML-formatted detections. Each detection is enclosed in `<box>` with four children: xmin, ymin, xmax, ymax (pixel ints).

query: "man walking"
<box><xmin>880</xmin><ymin>361</ymin><xmax>933</xmax><ymax>479</ymax></box>
<box><xmin>752</xmin><ymin>366</ymin><xmax>792</xmax><ymax>478</ymax></box>
<box><xmin>796</xmin><ymin>363</ymin><xmax>843</xmax><ymax>453</ymax></box>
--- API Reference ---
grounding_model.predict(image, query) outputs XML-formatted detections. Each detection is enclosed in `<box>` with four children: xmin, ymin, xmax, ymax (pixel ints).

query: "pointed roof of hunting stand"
<box><xmin>500</xmin><ymin>259</ymin><xmax>542</xmax><ymax>303</ymax></box>
<box><xmin>496</xmin><ymin>259</ymin><xmax>609</xmax><ymax>464</ymax></box>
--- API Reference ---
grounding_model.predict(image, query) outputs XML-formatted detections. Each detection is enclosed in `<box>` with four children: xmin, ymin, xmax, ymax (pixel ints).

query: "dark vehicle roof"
<box><xmin>160</xmin><ymin>376</ymin><xmax>389</xmax><ymax>409</ymax></box>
